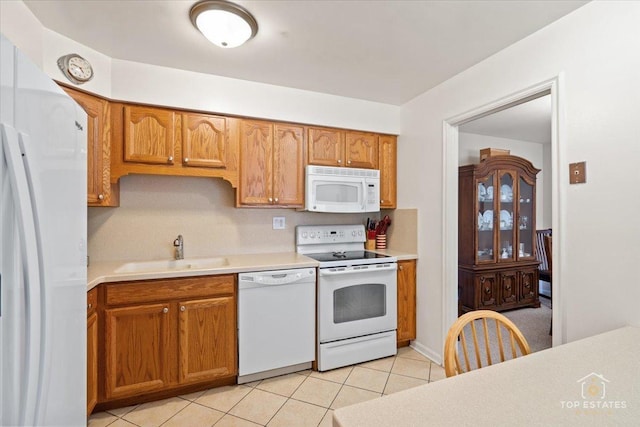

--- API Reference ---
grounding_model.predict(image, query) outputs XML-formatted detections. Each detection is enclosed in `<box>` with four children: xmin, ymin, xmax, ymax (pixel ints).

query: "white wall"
<box><xmin>458</xmin><ymin>132</ymin><xmax>549</xmax><ymax>228</ymax></box>
<box><xmin>110</xmin><ymin>59</ymin><xmax>400</xmax><ymax>134</ymax></box>
<box><xmin>0</xmin><ymin>1</ymin><xmax>43</xmax><ymax>67</ymax></box>
<box><xmin>400</xmin><ymin>1</ymin><xmax>640</xmax><ymax>361</ymax></box>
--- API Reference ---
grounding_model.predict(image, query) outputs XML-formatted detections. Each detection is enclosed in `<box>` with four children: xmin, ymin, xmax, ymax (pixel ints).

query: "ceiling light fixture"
<box><xmin>190</xmin><ymin>0</ymin><xmax>258</xmax><ymax>49</ymax></box>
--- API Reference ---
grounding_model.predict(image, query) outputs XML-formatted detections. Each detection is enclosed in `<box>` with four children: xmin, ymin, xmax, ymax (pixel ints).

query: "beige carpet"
<box><xmin>502</xmin><ymin>297</ymin><xmax>552</xmax><ymax>353</ymax></box>
<box><xmin>456</xmin><ymin>299</ymin><xmax>552</xmax><ymax>372</ymax></box>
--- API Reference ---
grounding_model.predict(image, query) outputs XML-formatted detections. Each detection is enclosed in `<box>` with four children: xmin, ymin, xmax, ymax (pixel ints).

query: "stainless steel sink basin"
<box><xmin>114</xmin><ymin>257</ymin><xmax>229</xmax><ymax>273</ymax></box>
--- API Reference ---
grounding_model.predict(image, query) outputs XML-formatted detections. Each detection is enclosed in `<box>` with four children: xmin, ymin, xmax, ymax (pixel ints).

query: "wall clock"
<box><xmin>57</xmin><ymin>53</ymin><xmax>94</xmax><ymax>84</ymax></box>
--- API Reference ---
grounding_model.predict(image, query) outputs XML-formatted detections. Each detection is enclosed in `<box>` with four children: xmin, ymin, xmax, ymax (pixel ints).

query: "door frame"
<box><xmin>442</xmin><ymin>75</ymin><xmax>566</xmax><ymax>349</ymax></box>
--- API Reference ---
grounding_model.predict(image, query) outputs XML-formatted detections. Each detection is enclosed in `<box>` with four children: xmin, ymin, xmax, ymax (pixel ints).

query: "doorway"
<box><xmin>457</xmin><ymin>94</ymin><xmax>552</xmax><ymax>352</ymax></box>
<box><xmin>442</xmin><ymin>77</ymin><xmax>565</xmax><ymax>350</ymax></box>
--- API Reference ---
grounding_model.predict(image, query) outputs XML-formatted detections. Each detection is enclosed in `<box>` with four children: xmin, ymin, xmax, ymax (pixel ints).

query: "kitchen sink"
<box><xmin>114</xmin><ymin>257</ymin><xmax>229</xmax><ymax>273</ymax></box>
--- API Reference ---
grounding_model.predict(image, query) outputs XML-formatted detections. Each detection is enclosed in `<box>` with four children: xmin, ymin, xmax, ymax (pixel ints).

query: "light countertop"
<box><xmin>87</xmin><ymin>250</ymin><xmax>418</xmax><ymax>290</ymax></box>
<box><xmin>334</xmin><ymin>326</ymin><xmax>640</xmax><ymax>427</ymax></box>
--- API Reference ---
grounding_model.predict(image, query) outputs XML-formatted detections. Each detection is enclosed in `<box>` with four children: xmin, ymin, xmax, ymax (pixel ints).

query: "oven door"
<box><xmin>318</xmin><ymin>263</ymin><xmax>397</xmax><ymax>343</ymax></box>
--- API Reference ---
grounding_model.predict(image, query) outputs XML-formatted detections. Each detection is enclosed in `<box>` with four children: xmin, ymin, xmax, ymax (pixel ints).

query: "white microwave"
<box><xmin>305</xmin><ymin>165</ymin><xmax>380</xmax><ymax>213</ymax></box>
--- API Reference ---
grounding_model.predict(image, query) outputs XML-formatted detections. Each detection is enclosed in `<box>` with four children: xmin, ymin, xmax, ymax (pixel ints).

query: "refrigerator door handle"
<box><xmin>1</xmin><ymin>123</ymin><xmax>43</xmax><ymax>427</ymax></box>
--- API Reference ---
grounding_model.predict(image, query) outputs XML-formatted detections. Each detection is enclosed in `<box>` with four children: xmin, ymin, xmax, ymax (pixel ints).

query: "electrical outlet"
<box><xmin>272</xmin><ymin>216</ymin><xmax>286</xmax><ymax>230</ymax></box>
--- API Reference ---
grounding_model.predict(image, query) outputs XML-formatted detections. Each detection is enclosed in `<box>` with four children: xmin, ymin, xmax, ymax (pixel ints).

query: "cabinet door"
<box><xmin>182</xmin><ymin>113</ymin><xmax>227</xmax><ymax>168</ymax></box>
<box><xmin>87</xmin><ymin>311</ymin><xmax>98</xmax><ymax>415</ymax></box>
<box><xmin>62</xmin><ymin>87</ymin><xmax>110</xmax><ymax>205</ymax></box>
<box><xmin>378</xmin><ymin>135</ymin><xmax>397</xmax><ymax>208</ymax></box>
<box><xmin>497</xmin><ymin>171</ymin><xmax>516</xmax><ymax>262</ymax></box>
<box><xmin>178</xmin><ymin>296</ymin><xmax>236</xmax><ymax>385</ymax></box>
<box><xmin>124</xmin><ymin>106</ymin><xmax>178</xmax><ymax>165</ymax></box>
<box><xmin>273</xmin><ymin>124</ymin><xmax>305</xmax><ymax>206</ymax></box>
<box><xmin>518</xmin><ymin>269</ymin><xmax>538</xmax><ymax>303</ymax></box>
<box><xmin>308</xmin><ymin>127</ymin><xmax>343</xmax><ymax>166</ymax></box>
<box><xmin>239</xmin><ymin>120</ymin><xmax>273</xmax><ymax>205</ymax></box>
<box><xmin>498</xmin><ymin>271</ymin><xmax>518</xmax><ymax>305</ymax></box>
<box><xmin>516</xmin><ymin>174</ymin><xmax>536</xmax><ymax>260</ymax></box>
<box><xmin>345</xmin><ymin>131</ymin><xmax>378</xmax><ymax>169</ymax></box>
<box><xmin>397</xmin><ymin>260</ymin><xmax>416</xmax><ymax>344</ymax></box>
<box><xmin>104</xmin><ymin>303</ymin><xmax>173</xmax><ymax>399</ymax></box>
<box><xmin>476</xmin><ymin>173</ymin><xmax>497</xmax><ymax>264</ymax></box>
<box><xmin>475</xmin><ymin>273</ymin><xmax>497</xmax><ymax>308</ymax></box>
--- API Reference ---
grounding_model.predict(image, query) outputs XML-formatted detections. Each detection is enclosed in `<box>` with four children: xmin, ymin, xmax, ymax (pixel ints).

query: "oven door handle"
<box><xmin>319</xmin><ymin>264</ymin><xmax>397</xmax><ymax>276</ymax></box>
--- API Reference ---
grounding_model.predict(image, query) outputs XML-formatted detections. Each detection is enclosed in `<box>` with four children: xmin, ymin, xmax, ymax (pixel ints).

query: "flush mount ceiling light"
<box><xmin>190</xmin><ymin>0</ymin><xmax>258</xmax><ymax>48</ymax></box>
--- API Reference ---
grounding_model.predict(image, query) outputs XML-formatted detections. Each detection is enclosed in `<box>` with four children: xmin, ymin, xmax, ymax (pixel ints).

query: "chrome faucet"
<box><xmin>173</xmin><ymin>235</ymin><xmax>184</xmax><ymax>260</ymax></box>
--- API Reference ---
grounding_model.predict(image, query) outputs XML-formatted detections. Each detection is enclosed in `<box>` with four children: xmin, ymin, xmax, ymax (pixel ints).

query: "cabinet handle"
<box><xmin>337</xmin><ymin>159</ymin><xmax>342</xmax><ymax>164</ymax></box>
<box><xmin>184</xmin><ymin>158</ymin><xmax>189</xmax><ymax>163</ymax></box>
<box><xmin>163</xmin><ymin>307</ymin><xmax>169</xmax><ymax>314</ymax></box>
<box><xmin>180</xmin><ymin>306</ymin><xmax>186</xmax><ymax>312</ymax></box>
<box><xmin>399</xmin><ymin>265</ymin><xmax>404</xmax><ymax>271</ymax></box>
<box><xmin>98</xmin><ymin>194</ymin><xmax>104</xmax><ymax>201</ymax></box>
<box><xmin>268</xmin><ymin>197</ymin><xmax>273</xmax><ymax>203</ymax></box>
<box><xmin>168</xmin><ymin>156</ymin><xmax>174</xmax><ymax>163</ymax></box>
<box><xmin>274</xmin><ymin>197</ymin><xmax>279</xmax><ymax>203</ymax></box>
<box><xmin>87</xmin><ymin>303</ymin><xmax>92</xmax><ymax>309</ymax></box>
<box><xmin>381</xmin><ymin>199</ymin><xmax>385</xmax><ymax>203</ymax></box>
<box><xmin>505</xmin><ymin>284</ymin><xmax>511</xmax><ymax>290</ymax></box>
<box><xmin>347</xmin><ymin>160</ymin><xmax>352</xmax><ymax>165</ymax></box>
<box><xmin>484</xmin><ymin>287</ymin><xmax>491</xmax><ymax>294</ymax></box>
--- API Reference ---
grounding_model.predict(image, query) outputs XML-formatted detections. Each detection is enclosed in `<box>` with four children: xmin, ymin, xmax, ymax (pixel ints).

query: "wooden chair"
<box><xmin>444</xmin><ymin>310</ymin><xmax>531</xmax><ymax>377</ymax></box>
<box><xmin>544</xmin><ymin>234</ymin><xmax>553</xmax><ymax>334</ymax></box>
<box><xmin>536</xmin><ymin>229</ymin><xmax>552</xmax><ymax>284</ymax></box>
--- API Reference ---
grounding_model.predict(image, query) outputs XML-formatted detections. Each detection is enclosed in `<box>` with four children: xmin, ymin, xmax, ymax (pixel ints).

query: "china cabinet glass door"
<box><xmin>497</xmin><ymin>172</ymin><xmax>515</xmax><ymax>262</ymax></box>
<box><xmin>517</xmin><ymin>176</ymin><xmax>535</xmax><ymax>259</ymax></box>
<box><xmin>476</xmin><ymin>174</ymin><xmax>495</xmax><ymax>263</ymax></box>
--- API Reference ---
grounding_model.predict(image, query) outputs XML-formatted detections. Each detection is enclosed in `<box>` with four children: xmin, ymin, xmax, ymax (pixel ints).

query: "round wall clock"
<box><xmin>57</xmin><ymin>53</ymin><xmax>94</xmax><ymax>84</ymax></box>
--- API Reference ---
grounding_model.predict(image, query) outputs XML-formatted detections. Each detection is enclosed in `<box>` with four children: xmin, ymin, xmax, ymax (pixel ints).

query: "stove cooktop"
<box><xmin>304</xmin><ymin>250</ymin><xmax>395</xmax><ymax>267</ymax></box>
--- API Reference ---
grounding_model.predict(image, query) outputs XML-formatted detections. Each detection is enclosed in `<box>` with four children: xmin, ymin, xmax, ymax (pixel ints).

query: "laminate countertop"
<box><xmin>87</xmin><ymin>250</ymin><xmax>417</xmax><ymax>291</ymax></box>
<box><xmin>334</xmin><ymin>326</ymin><xmax>640</xmax><ymax>427</ymax></box>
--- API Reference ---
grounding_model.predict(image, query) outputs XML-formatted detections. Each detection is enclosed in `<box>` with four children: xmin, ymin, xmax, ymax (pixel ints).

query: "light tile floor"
<box><xmin>88</xmin><ymin>347</ymin><xmax>445</xmax><ymax>427</ymax></box>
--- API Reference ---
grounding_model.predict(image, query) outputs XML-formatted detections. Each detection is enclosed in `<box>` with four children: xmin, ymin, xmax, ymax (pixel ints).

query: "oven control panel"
<box><xmin>296</xmin><ymin>224</ymin><xmax>366</xmax><ymax>245</ymax></box>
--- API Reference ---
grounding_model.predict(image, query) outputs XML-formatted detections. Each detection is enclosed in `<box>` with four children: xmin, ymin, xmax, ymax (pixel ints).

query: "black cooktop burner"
<box><xmin>304</xmin><ymin>250</ymin><xmax>392</xmax><ymax>263</ymax></box>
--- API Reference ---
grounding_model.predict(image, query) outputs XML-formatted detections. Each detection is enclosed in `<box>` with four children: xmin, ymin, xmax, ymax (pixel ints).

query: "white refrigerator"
<box><xmin>1</xmin><ymin>34</ymin><xmax>87</xmax><ymax>426</ymax></box>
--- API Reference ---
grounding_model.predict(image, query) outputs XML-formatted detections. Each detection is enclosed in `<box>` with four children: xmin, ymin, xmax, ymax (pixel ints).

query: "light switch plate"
<box><xmin>272</xmin><ymin>216</ymin><xmax>286</xmax><ymax>230</ymax></box>
<box><xmin>569</xmin><ymin>161</ymin><xmax>587</xmax><ymax>184</ymax></box>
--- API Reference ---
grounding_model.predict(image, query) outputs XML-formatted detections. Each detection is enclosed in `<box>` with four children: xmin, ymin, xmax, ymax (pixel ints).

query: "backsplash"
<box><xmin>88</xmin><ymin>175</ymin><xmax>375</xmax><ymax>263</ymax></box>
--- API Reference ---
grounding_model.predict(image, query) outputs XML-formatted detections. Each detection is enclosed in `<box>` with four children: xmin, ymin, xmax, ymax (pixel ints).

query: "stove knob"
<box><xmin>302</xmin><ymin>232</ymin><xmax>308</xmax><ymax>238</ymax></box>
<box><xmin>352</xmin><ymin>231</ymin><xmax>356</xmax><ymax>236</ymax></box>
<box><xmin>310</xmin><ymin>232</ymin><xmax>315</xmax><ymax>238</ymax></box>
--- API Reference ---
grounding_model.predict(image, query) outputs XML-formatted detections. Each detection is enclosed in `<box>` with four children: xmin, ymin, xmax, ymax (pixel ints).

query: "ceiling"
<box><xmin>460</xmin><ymin>95</ymin><xmax>552</xmax><ymax>144</ymax></box>
<box><xmin>24</xmin><ymin>0</ymin><xmax>587</xmax><ymax>105</ymax></box>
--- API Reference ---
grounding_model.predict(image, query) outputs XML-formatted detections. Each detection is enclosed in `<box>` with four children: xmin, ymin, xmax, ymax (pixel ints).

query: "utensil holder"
<box><xmin>366</xmin><ymin>239</ymin><xmax>376</xmax><ymax>250</ymax></box>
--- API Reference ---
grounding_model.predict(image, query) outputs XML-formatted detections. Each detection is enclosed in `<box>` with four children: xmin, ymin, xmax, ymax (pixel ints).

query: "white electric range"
<box><xmin>296</xmin><ymin>224</ymin><xmax>397</xmax><ymax>371</ymax></box>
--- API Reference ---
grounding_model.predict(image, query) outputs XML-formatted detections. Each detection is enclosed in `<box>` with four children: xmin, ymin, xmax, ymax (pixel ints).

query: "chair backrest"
<box><xmin>535</xmin><ymin>229</ymin><xmax>552</xmax><ymax>271</ymax></box>
<box><xmin>444</xmin><ymin>310</ymin><xmax>531</xmax><ymax>377</ymax></box>
<box><xmin>544</xmin><ymin>234</ymin><xmax>552</xmax><ymax>272</ymax></box>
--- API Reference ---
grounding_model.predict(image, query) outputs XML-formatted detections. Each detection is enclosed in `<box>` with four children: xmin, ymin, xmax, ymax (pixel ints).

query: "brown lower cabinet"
<box><xmin>397</xmin><ymin>260</ymin><xmax>417</xmax><ymax>346</ymax></box>
<box><xmin>87</xmin><ymin>288</ymin><xmax>98</xmax><ymax>415</ymax></box>
<box><xmin>93</xmin><ymin>275</ymin><xmax>237</xmax><ymax>412</ymax></box>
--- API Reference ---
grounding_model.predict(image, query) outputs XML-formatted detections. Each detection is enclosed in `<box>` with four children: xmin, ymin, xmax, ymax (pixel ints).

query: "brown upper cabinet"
<box><xmin>237</xmin><ymin>120</ymin><xmax>305</xmax><ymax>207</ymax></box>
<box><xmin>61</xmin><ymin>86</ymin><xmax>119</xmax><ymax>206</ymax></box>
<box><xmin>378</xmin><ymin>135</ymin><xmax>397</xmax><ymax>209</ymax></box>
<box><xmin>308</xmin><ymin>127</ymin><xmax>379</xmax><ymax>169</ymax></box>
<box><xmin>182</xmin><ymin>113</ymin><xmax>227</xmax><ymax>168</ymax></box>
<box><xmin>110</xmin><ymin>103</ymin><xmax>240</xmax><ymax>188</ymax></box>
<box><xmin>123</xmin><ymin>106</ymin><xmax>179</xmax><ymax>165</ymax></box>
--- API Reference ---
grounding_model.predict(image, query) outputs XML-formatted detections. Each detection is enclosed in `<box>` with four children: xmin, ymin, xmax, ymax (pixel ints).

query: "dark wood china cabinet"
<box><xmin>458</xmin><ymin>155</ymin><xmax>541</xmax><ymax>313</ymax></box>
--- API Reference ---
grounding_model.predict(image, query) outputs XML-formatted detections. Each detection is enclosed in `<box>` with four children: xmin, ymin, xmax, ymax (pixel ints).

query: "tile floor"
<box><xmin>88</xmin><ymin>347</ymin><xmax>445</xmax><ymax>427</ymax></box>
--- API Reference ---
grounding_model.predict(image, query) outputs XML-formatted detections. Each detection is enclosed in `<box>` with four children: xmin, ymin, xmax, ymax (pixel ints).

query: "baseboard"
<box><xmin>410</xmin><ymin>341</ymin><xmax>442</xmax><ymax>366</ymax></box>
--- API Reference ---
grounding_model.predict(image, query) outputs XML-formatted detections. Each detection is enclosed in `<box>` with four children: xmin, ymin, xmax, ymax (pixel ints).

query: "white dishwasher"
<box><xmin>238</xmin><ymin>268</ymin><xmax>316</xmax><ymax>383</ymax></box>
